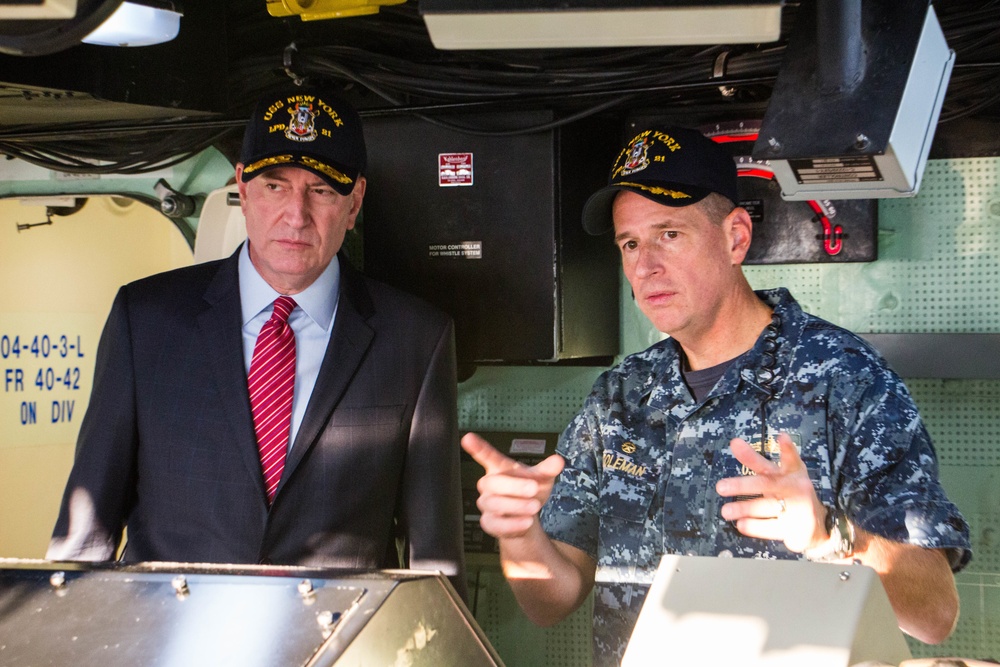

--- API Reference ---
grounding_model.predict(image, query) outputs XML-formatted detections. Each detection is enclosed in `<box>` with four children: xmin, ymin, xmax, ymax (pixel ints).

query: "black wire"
<box><xmin>3</xmin><ymin>0</ymin><xmax>998</xmax><ymax>173</ymax></box>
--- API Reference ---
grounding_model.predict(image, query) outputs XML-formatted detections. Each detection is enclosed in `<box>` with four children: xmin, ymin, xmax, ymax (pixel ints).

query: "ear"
<box><xmin>345</xmin><ymin>176</ymin><xmax>367</xmax><ymax>230</ymax></box>
<box><xmin>726</xmin><ymin>206</ymin><xmax>753</xmax><ymax>265</ymax></box>
<box><xmin>234</xmin><ymin>164</ymin><xmax>249</xmax><ymax>212</ymax></box>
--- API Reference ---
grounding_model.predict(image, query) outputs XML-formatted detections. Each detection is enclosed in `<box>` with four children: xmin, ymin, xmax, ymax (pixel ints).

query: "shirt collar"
<box><xmin>238</xmin><ymin>242</ymin><xmax>340</xmax><ymax>330</ymax></box>
<box><xmin>639</xmin><ymin>287</ymin><xmax>806</xmax><ymax>409</ymax></box>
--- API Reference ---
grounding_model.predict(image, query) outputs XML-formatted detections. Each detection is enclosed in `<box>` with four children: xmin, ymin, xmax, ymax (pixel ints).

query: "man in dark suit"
<box><xmin>47</xmin><ymin>86</ymin><xmax>466</xmax><ymax>596</ymax></box>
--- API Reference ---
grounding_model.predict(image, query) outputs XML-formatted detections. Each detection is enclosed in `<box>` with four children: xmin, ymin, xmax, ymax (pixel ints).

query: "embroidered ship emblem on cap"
<box><xmin>621</xmin><ymin>137</ymin><xmax>651</xmax><ymax>176</ymax></box>
<box><xmin>285</xmin><ymin>102</ymin><xmax>317</xmax><ymax>142</ymax></box>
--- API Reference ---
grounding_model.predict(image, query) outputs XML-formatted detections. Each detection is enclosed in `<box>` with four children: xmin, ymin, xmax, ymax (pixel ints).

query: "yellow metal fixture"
<box><xmin>266</xmin><ymin>0</ymin><xmax>406</xmax><ymax>20</ymax></box>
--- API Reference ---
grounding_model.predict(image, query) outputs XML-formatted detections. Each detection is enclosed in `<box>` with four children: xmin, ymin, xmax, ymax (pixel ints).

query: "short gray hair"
<box><xmin>697</xmin><ymin>192</ymin><xmax>737</xmax><ymax>225</ymax></box>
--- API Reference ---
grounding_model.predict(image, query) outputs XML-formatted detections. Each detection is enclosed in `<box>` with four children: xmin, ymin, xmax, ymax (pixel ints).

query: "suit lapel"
<box><xmin>198</xmin><ymin>247</ymin><xmax>268</xmax><ymax>500</ymax></box>
<box><xmin>281</xmin><ymin>258</ymin><xmax>375</xmax><ymax>484</ymax></box>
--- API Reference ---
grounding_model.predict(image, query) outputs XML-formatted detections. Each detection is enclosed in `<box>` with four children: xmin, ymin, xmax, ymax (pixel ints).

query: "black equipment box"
<box><xmin>362</xmin><ymin>112</ymin><xmax>620</xmax><ymax>366</ymax></box>
<box><xmin>0</xmin><ymin>560</ymin><xmax>503</xmax><ymax>666</ymax></box>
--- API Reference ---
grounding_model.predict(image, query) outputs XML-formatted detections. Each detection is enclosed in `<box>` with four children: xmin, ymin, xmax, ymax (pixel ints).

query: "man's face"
<box><xmin>613</xmin><ymin>190</ymin><xmax>743</xmax><ymax>341</ymax></box>
<box><xmin>236</xmin><ymin>165</ymin><xmax>366</xmax><ymax>295</ymax></box>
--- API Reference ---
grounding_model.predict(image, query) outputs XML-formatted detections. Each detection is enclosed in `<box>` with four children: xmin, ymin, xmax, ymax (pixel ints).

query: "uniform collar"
<box><xmin>716</xmin><ymin>287</ymin><xmax>805</xmax><ymax>401</ymax></box>
<box><xmin>637</xmin><ymin>288</ymin><xmax>807</xmax><ymax>410</ymax></box>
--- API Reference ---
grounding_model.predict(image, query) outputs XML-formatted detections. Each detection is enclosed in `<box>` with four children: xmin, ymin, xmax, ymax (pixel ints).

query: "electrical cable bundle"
<box><xmin>229</xmin><ymin>0</ymin><xmax>1000</xmax><ymax>136</ymax></box>
<box><xmin>228</xmin><ymin>3</ymin><xmax>788</xmax><ymax>136</ymax></box>
<box><xmin>0</xmin><ymin>125</ymin><xmax>234</xmax><ymax>175</ymax></box>
<box><xmin>935</xmin><ymin>1</ymin><xmax>1000</xmax><ymax>124</ymax></box>
<box><xmin>0</xmin><ymin>84</ymin><xmax>240</xmax><ymax>174</ymax></box>
<box><xmin>1</xmin><ymin>0</ymin><xmax>997</xmax><ymax>173</ymax></box>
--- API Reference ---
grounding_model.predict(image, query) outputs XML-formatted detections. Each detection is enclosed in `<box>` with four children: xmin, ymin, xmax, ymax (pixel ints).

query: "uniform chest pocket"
<box><xmin>598</xmin><ymin>466</ymin><xmax>657</xmax><ymax>523</ymax></box>
<box><xmin>597</xmin><ymin>466</ymin><xmax>659</xmax><ymax>572</ymax></box>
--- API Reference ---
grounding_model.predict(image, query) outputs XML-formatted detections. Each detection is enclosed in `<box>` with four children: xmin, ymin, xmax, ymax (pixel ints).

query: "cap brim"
<box><xmin>581</xmin><ymin>182</ymin><xmax>712</xmax><ymax>235</ymax></box>
<box><xmin>240</xmin><ymin>153</ymin><xmax>360</xmax><ymax>196</ymax></box>
<box><xmin>581</xmin><ymin>187</ymin><xmax>620</xmax><ymax>235</ymax></box>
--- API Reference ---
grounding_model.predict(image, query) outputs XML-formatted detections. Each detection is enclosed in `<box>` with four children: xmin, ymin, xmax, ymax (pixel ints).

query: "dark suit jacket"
<box><xmin>49</xmin><ymin>249</ymin><xmax>466</xmax><ymax>595</ymax></box>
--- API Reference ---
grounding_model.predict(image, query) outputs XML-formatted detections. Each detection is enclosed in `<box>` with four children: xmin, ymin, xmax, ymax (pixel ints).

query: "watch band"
<box><xmin>804</xmin><ymin>505</ymin><xmax>855</xmax><ymax>562</ymax></box>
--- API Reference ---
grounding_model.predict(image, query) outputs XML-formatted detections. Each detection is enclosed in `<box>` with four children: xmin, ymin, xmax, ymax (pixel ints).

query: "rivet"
<box><xmin>298</xmin><ymin>579</ymin><xmax>316</xmax><ymax>604</ymax></box>
<box><xmin>171</xmin><ymin>575</ymin><xmax>190</xmax><ymax>598</ymax></box>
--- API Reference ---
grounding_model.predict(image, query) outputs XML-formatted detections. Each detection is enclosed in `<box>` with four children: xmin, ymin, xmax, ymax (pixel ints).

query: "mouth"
<box><xmin>275</xmin><ymin>238</ymin><xmax>311</xmax><ymax>249</ymax></box>
<box><xmin>642</xmin><ymin>289</ymin><xmax>676</xmax><ymax>305</ymax></box>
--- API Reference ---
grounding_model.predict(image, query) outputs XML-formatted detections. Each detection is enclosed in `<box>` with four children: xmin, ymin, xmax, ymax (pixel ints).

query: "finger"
<box><xmin>728</xmin><ymin>438</ymin><xmax>780</xmax><ymax>476</ymax></box>
<box><xmin>477</xmin><ymin>493</ymin><xmax>542</xmax><ymax>518</ymax></box>
<box><xmin>716</xmin><ymin>473</ymin><xmax>769</xmax><ymax>498</ymax></box>
<box><xmin>477</xmin><ymin>472</ymin><xmax>542</xmax><ymax>499</ymax></box>
<box><xmin>776</xmin><ymin>433</ymin><xmax>805</xmax><ymax>473</ymax></box>
<box><xmin>479</xmin><ymin>513</ymin><xmax>535</xmax><ymax>539</ymax></box>
<box><xmin>731</xmin><ymin>517</ymin><xmax>787</xmax><ymax>542</ymax></box>
<box><xmin>719</xmin><ymin>496</ymin><xmax>785</xmax><ymax>521</ymax></box>
<box><xmin>462</xmin><ymin>432</ymin><xmax>519</xmax><ymax>474</ymax></box>
<box><xmin>522</xmin><ymin>453</ymin><xmax>565</xmax><ymax>506</ymax></box>
<box><xmin>533</xmin><ymin>453</ymin><xmax>565</xmax><ymax>482</ymax></box>
<box><xmin>490</xmin><ymin>454</ymin><xmax>565</xmax><ymax>504</ymax></box>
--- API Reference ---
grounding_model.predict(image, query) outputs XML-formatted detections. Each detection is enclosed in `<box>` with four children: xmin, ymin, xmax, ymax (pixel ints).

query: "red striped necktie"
<box><xmin>248</xmin><ymin>295</ymin><xmax>297</xmax><ymax>504</ymax></box>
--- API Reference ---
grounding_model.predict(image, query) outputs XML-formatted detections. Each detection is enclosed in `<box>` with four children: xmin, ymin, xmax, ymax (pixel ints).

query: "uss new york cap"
<box><xmin>239</xmin><ymin>86</ymin><xmax>367</xmax><ymax>196</ymax></box>
<box><xmin>581</xmin><ymin>126</ymin><xmax>738</xmax><ymax>235</ymax></box>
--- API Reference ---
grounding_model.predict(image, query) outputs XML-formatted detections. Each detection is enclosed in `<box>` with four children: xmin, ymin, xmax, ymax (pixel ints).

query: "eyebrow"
<box><xmin>614</xmin><ymin>219</ymin><xmax>690</xmax><ymax>244</ymax></box>
<box><xmin>259</xmin><ymin>173</ymin><xmax>291</xmax><ymax>184</ymax></box>
<box><xmin>259</xmin><ymin>172</ymin><xmax>327</xmax><ymax>188</ymax></box>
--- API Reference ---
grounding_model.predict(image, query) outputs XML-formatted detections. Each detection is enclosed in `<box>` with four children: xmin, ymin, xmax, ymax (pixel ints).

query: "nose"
<box><xmin>282</xmin><ymin>188</ymin><xmax>312</xmax><ymax>228</ymax></box>
<box><xmin>633</xmin><ymin>244</ymin><xmax>662</xmax><ymax>279</ymax></box>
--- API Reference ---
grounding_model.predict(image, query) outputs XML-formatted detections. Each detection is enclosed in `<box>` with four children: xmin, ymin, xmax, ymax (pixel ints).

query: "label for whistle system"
<box><xmin>428</xmin><ymin>241</ymin><xmax>482</xmax><ymax>259</ymax></box>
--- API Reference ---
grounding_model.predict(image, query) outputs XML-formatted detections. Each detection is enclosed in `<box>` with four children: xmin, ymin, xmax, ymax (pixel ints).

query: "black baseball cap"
<box><xmin>581</xmin><ymin>126</ymin><xmax>738</xmax><ymax>235</ymax></box>
<box><xmin>239</xmin><ymin>86</ymin><xmax>367</xmax><ymax>196</ymax></box>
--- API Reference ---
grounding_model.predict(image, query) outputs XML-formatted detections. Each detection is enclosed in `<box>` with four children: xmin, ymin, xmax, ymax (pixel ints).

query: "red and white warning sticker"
<box><xmin>439</xmin><ymin>153</ymin><xmax>474</xmax><ymax>187</ymax></box>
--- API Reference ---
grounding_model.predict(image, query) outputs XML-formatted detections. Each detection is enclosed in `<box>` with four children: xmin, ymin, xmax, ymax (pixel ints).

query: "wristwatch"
<box><xmin>804</xmin><ymin>505</ymin><xmax>855</xmax><ymax>562</ymax></box>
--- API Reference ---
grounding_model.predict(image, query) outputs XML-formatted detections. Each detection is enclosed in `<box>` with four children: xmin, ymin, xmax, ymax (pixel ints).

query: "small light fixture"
<box><xmin>82</xmin><ymin>0</ymin><xmax>181</xmax><ymax>47</ymax></box>
<box><xmin>419</xmin><ymin>0</ymin><xmax>784</xmax><ymax>50</ymax></box>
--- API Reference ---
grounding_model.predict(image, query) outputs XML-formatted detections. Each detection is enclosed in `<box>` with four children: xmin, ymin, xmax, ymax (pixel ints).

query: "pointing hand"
<box><xmin>462</xmin><ymin>432</ymin><xmax>565</xmax><ymax>540</ymax></box>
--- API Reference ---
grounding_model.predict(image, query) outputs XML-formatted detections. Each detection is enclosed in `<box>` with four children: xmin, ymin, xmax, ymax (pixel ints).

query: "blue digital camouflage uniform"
<box><xmin>540</xmin><ymin>288</ymin><xmax>972</xmax><ymax>667</ymax></box>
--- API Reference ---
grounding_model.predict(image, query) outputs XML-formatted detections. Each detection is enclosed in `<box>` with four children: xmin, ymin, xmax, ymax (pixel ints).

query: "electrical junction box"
<box><xmin>704</xmin><ymin>121</ymin><xmax>878</xmax><ymax>263</ymax></box>
<box><xmin>754</xmin><ymin>0</ymin><xmax>954</xmax><ymax>200</ymax></box>
<box><xmin>362</xmin><ymin>111</ymin><xmax>620</xmax><ymax>367</ymax></box>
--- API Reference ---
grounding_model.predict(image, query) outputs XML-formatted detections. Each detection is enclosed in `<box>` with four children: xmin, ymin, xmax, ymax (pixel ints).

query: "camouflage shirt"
<box><xmin>540</xmin><ymin>288</ymin><xmax>972</xmax><ymax>667</ymax></box>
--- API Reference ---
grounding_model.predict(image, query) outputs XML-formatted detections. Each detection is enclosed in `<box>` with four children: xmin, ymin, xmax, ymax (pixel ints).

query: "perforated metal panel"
<box><xmin>458</xmin><ymin>367</ymin><xmax>601</xmax><ymax>434</ymax></box>
<box><xmin>746</xmin><ymin>159</ymin><xmax>1000</xmax><ymax>333</ymax></box>
<box><xmin>457</xmin><ymin>157</ymin><xmax>1000</xmax><ymax>664</ymax></box>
